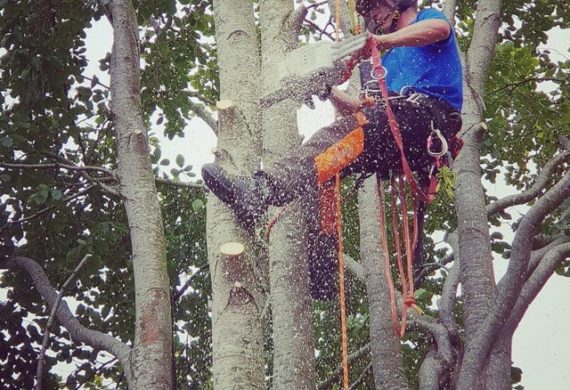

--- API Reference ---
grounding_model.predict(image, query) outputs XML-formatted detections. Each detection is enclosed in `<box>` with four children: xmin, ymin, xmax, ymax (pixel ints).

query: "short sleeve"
<box><xmin>416</xmin><ymin>9</ymin><xmax>452</xmax><ymax>45</ymax></box>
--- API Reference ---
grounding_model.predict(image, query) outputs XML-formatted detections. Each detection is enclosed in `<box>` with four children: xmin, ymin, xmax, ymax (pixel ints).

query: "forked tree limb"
<box><xmin>35</xmin><ymin>254</ymin><xmax>92</xmax><ymax>390</ymax></box>
<box><xmin>498</xmin><ymin>171</ymin><xmax>570</xmax><ymax>303</ymax></box>
<box><xmin>459</xmin><ymin>171</ymin><xmax>570</xmax><ymax>387</ymax></box>
<box><xmin>501</xmin><ymin>243</ymin><xmax>570</xmax><ymax>338</ymax></box>
<box><xmin>2</xmin><ymin>257</ymin><xmax>131</xmax><ymax>363</ymax></box>
<box><xmin>486</xmin><ymin>151</ymin><xmax>570</xmax><ymax>217</ymax></box>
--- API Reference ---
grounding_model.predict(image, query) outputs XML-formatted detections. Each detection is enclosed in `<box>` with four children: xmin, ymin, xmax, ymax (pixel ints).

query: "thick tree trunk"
<box><xmin>109</xmin><ymin>1</ymin><xmax>173</xmax><ymax>388</ymax></box>
<box><xmin>358</xmin><ymin>178</ymin><xmax>408</xmax><ymax>389</ymax></box>
<box><xmin>208</xmin><ymin>0</ymin><xmax>266</xmax><ymax>388</ymax></box>
<box><xmin>454</xmin><ymin>0</ymin><xmax>505</xmax><ymax>388</ymax></box>
<box><xmin>260</xmin><ymin>3</ymin><xmax>316</xmax><ymax>388</ymax></box>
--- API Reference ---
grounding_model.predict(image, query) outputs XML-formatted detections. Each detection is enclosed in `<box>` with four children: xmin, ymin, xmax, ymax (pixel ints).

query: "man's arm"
<box><xmin>329</xmin><ymin>87</ymin><xmax>361</xmax><ymax>116</ymax></box>
<box><xmin>373</xmin><ymin>19</ymin><xmax>451</xmax><ymax>50</ymax></box>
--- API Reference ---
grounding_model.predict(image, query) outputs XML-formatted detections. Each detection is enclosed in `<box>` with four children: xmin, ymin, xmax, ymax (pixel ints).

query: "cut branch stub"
<box><xmin>220</xmin><ymin>242</ymin><xmax>246</xmax><ymax>284</ymax></box>
<box><xmin>220</xmin><ymin>242</ymin><xmax>254</xmax><ymax>306</ymax></box>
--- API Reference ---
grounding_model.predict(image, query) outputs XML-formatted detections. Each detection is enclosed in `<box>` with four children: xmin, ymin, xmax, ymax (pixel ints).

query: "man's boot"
<box><xmin>201</xmin><ymin>163</ymin><xmax>275</xmax><ymax>227</ymax></box>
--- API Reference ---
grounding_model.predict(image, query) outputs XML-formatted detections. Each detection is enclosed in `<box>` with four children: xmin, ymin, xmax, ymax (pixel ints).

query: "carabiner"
<box><xmin>427</xmin><ymin>121</ymin><xmax>448</xmax><ymax>158</ymax></box>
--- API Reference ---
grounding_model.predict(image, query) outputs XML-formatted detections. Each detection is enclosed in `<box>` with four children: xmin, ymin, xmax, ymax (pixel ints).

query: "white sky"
<box><xmin>2</xmin><ymin>6</ymin><xmax>565</xmax><ymax>389</ymax></box>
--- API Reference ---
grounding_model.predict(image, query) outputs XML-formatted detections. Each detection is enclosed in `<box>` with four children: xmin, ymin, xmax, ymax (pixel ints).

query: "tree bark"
<box><xmin>260</xmin><ymin>2</ymin><xmax>316</xmax><ymax>388</ymax></box>
<box><xmin>208</xmin><ymin>0</ymin><xmax>266</xmax><ymax>388</ymax></box>
<box><xmin>109</xmin><ymin>1</ymin><xmax>173</xmax><ymax>388</ymax></box>
<box><xmin>358</xmin><ymin>178</ymin><xmax>407</xmax><ymax>389</ymax></box>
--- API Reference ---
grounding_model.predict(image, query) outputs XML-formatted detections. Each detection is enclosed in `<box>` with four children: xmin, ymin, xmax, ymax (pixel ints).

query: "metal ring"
<box><xmin>370</xmin><ymin>66</ymin><xmax>388</xmax><ymax>81</ymax></box>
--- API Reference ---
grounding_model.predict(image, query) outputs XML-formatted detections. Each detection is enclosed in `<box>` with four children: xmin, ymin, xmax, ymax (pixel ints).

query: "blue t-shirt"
<box><xmin>382</xmin><ymin>8</ymin><xmax>463</xmax><ymax>110</ymax></box>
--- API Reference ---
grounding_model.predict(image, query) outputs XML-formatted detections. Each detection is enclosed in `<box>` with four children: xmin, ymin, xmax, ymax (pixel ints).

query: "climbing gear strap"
<box><xmin>368</xmin><ymin>38</ymin><xmax>435</xmax><ymax>203</ymax></box>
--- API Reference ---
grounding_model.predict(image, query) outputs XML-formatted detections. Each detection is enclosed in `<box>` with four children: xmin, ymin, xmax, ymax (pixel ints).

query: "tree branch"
<box><xmin>285</xmin><ymin>4</ymin><xmax>308</xmax><ymax>39</ymax></box>
<box><xmin>409</xmin><ymin>315</ymin><xmax>454</xmax><ymax>366</ymax></box>
<box><xmin>345</xmin><ymin>253</ymin><xmax>364</xmax><ymax>281</ymax></box>
<box><xmin>317</xmin><ymin>344</ymin><xmax>370</xmax><ymax>390</ymax></box>
<box><xmin>486</xmin><ymin>151</ymin><xmax>570</xmax><ymax>217</ymax></box>
<box><xmin>2</xmin><ymin>257</ymin><xmax>131</xmax><ymax>363</ymax></box>
<box><xmin>526</xmin><ymin>236</ymin><xmax>570</xmax><ymax>278</ymax></box>
<box><xmin>0</xmin><ymin>162</ymin><xmax>115</xmax><ymax>176</ymax></box>
<box><xmin>348</xmin><ymin>362</ymin><xmax>372</xmax><ymax>390</ymax></box>
<box><xmin>36</xmin><ymin>254</ymin><xmax>92</xmax><ymax>390</ymax></box>
<box><xmin>1</xmin><ymin>185</ymin><xmax>97</xmax><ymax>230</ymax></box>
<box><xmin>172</xmin><ymin>264</ymin><xmax>209</xmax><ymax>302</ymax></box>
<box><xmin>188</xmin><ymin>100</ymin><xmax>218</xmax><ymax>135</ymax></box>
<box><xmin>460</xmin><ymin>171</ymin><xmax>570</xmax><ymax>386</ymax></box>
<box><xmin>155</xmin><ymin>177</ymin><xmax>204</xmax><ymax>190</ymax></box>
<box><xmin>498</xmin><ymin>171</ymin><xmax>570</xmax><ymax>303</ymax></box>
<box><xmin>501</xmin><ymin>243</ymin><xmax>570</xmax><ymax>338</ymax></box>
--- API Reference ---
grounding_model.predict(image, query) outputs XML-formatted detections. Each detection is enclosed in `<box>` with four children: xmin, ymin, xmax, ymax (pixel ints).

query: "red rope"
<box><xmin>368</xmin><ymin>39</ymin><xmax>435</xmax><ymax>203</ymax></box>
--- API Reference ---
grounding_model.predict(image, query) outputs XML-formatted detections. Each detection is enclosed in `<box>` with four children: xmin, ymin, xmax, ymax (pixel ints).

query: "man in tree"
<box><xmin>203</xmin><ymin>0</ymin><xmax>462</xmax><ymax>251</ymax></box>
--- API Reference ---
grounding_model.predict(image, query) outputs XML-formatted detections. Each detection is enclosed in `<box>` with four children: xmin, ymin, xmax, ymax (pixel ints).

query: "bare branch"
<box><xmin>439</xmin><ymin>260</ymin><xmax>461</xmax><ymax>340</ymax></box>
<box><xmin>155</xmin><ymin>177</ymin><xmax>204</xmax><ymax>190</ymax></box>
<box><xmin>526</xmin><ymin>236</ymin><xmax>570</xmax><ymax>277</ymax></box>
<box><xmin>188</xmin><ymin>100</ymin><xmax>218</xmax><ymax>135</ymax></box>
<box><xmin>317</xmin><ymin>344</ymin><xmax>370</xmax><ymax>390</ymax></box>
<box><xmin>307</xmin><ymin>0</ymin><xmax>328</xmax><ymax>10</ymax></box>
<box><xmin>304</xmin><ymin>19</ymin><xmax>335</xmax><ymax>41</ymax></box>
<box><xmin>498</xmin><ymin>171</ymin><xmax>570</xmax><ymax>302</ymax></box>
<box><xmin>81</xmin><ymin>74</ymin><xmax>110</xmax><ymax>90</ymax></box>
<box><xmin>460</xmin><ymin>171</ymin><xmax>570</xmax><ymax>386</ymax></box>
<box><xmin>3</xmin><ymin>257</ymin><xmax>131</xmax><ymax>363</ymax></box>
<box><xmin>501</xmin><ymin>243</ymin><xmax>570</xmax><ymax>338</ymax></box>
<box><xmin>486</xmin><ymin>151</ymin><xmax>570</xmax><ymax>216</ymax></box>
<box><xmin>412</xmin><ymin>312</ymin><xmax>456</xmax><ymax>390</ymax></box>
<box><xmin>348</xmin><ymin>362</ymin><xmax>372</xmax><ymax>390</ymax></box>
<box><xmin>72</xmin><ymin>357</ymin><xmax>117</xmax><ymax>390</ymax></box>
<box><xmin>172</xmin><ymin>264</ymin><xmax>209</xmax><ymax>302</ymax></box>
<box><xmin>285</xmin><ymin>4</ymin><xmax>308</xmax><ymax>38</ymax></box>
<box><xmin>1</xmin><ymin>185</ymin><xmax>97</xmax><ymax>230</ymax></box>
<box><xmin>0</xmin><ymin>162</ymin><xmax>115</xmax><ymax>177</ymax></box>
<box><xmin>345</xmin><ymin>253</ymin><xmax>364</xmax><ymax>281</ymax></box>
<box><xmin>409</xmin><ymin>315</ymin><xmax>454</xmax><ymax>366</ymax></box>
<box><xmin>36</xmin><ymin>254</ymin><xmax>92</xmax><ymax>390</ymax></box>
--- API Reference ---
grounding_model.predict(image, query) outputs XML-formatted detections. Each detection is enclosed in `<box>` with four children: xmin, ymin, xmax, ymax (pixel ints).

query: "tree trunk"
<box><xmin>109</xmin><ymin>1</ymin><xmax>172</xmax><ymax>388</ymax></box>
<box><xmin>358</xmin><ymin>177</ymin><xmax>408</xmax><ymax>389</ymax></box>
<box><xmin>208</xmin><ymin>0</ymin><xmax>266</xmax><ymax>388</ymax></box>
<box><xmin>260</xmin><ymin>3</ymin><xmax>316</xmax><ymax>388</ymax></box>
<box><xmin>454</xmin><ymin>0</ymin><xmax>505</xmax><ymax>387</ymax></box>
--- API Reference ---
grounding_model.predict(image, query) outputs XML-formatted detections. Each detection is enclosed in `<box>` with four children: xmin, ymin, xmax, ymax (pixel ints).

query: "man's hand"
<box><xmin>331</xmin><ymin>33</ymin><xmax>370</xmax><ymax>62</ymax></box>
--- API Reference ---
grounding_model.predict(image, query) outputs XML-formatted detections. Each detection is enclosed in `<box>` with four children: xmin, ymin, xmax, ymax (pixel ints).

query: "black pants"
<box><xmin>263</xmin><ymin>97</ymin><xmax>461</xmax><ymax>299</ymax></box>
<box><xmin>265</xmin><ymin>97</ymin><xmax>459</xmax><ymax>204</ymax></box>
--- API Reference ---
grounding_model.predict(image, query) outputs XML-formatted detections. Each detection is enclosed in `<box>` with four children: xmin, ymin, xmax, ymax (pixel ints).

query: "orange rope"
<box><xmin>335</xmin><ymin>174</ymin><xmax>350</xmax><ymax>390</ymax></box>
<box><xmin>377</xmin><ymin>176</ymin><xmax>419</xmax><ymax>337</ymax></box>
<box><xmin>333</xmin><ymin>4</ymin><xmax>349</xmax><ymax>389</ymax></box>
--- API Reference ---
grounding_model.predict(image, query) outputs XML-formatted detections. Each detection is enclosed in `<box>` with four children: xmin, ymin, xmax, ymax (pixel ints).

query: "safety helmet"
<box><xmin>355</xmin><ymin>0</ymin><xmax>417</xmax><ymax>16</ymax></box>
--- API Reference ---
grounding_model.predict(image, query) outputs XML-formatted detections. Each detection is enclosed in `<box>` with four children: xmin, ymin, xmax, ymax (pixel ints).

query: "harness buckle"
<box><xmin>406</xmin><ymin>92</ymin><xmax>425</xmax><ymax>106</ymax></box>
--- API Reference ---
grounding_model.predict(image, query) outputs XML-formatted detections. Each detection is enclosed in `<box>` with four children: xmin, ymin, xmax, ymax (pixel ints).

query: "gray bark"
<box><xmin>358</xmin><ymin>178</ymin><xmax>407</xmax><ymax>390</ymax></box>
<box><xmin>109</xmin><ymin>1</ymin><xmax>173</xmax><ymax>388</ymax></box>
<box><xmin>453</xmin><ymin>0</ymin><xmax>503</xmax><ymax>387</ymax></box>
<box><xmin>208</xmin><ymin>0</ymin><xmax>266</xmax><ymax>389</ymax></box>
<box><xmin>4</xmin><ymin>256</ymin><xmax>132</xmax><ymax>377</ymax></box>
<box><xmin>260</xmin><ymin>2</ymin><xmax>317</xmax><ymax>388</ymax></box>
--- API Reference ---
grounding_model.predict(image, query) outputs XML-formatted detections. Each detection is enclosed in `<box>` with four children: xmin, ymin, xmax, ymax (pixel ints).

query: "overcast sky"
<box><xmin>71</xmin><ymin>9</ymin><xmax>570</xmax><ymax>390</ymax></box>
